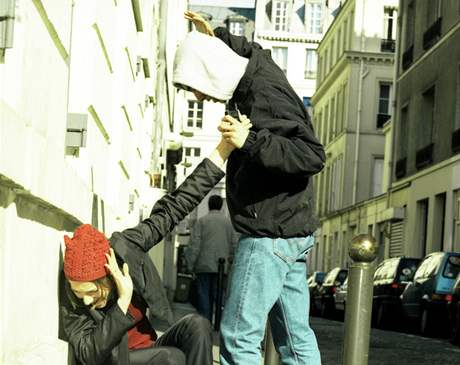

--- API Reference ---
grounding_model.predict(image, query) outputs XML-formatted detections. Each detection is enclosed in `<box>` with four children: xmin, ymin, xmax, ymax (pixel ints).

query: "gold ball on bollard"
<box><xmin>348</xmin><ymin>234</ymin><xmax>379</xmax><ymax>263</ymax></box>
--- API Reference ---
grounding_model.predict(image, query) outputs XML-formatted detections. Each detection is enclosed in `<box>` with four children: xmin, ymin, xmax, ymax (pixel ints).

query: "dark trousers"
<box><xmin>129</xmin><ymin>313</ymin><xmax>213</xmax><ymax>365</ymax></box>
<box><xmin>196</xmin><ymin>273</ymin><xmax>218</xmax><ymax>322</ymax></box>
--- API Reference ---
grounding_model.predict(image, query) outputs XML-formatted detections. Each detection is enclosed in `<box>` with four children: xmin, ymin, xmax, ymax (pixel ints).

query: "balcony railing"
<box><xmin>452</xmin><ymin>128</ymin><xmax>460</xmax><ymax>153</ymax></box>
<box><xmin>402</xmin><ymin>45</ymin><xmax>414</xmax><ymax>70</ymax></box>
<box><xmin>423</xmin><ymin>17</ymin><xmax>442</xmax><ymax>50</ymax></box>
<box><xmin>395</xmin><ymin>157</ymin><xmax>407</xmax><ymax>179</ymax></box>
<box><xmin>377</xmin><ymin>113</ymin><xmax>391</xmax><ymax>129</ymax></box>
<box><xmin>380</xmin><ymin>39</ymin><xmax>396</xmax><ymax>53</ymax></box>
<box><xmin>415</xmin><ymin>143</ymin><xmax>434</xmax><ymax>169</ymax></box>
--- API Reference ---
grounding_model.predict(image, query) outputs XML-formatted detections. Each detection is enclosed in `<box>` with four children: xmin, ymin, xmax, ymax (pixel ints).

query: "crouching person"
<box><xmin>59</xmin><ymin>139</ymin><xmax>242</xmax><ymax>365</ymax></box>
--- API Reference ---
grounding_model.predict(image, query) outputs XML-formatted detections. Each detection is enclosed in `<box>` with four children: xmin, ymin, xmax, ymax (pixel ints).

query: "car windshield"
<box><xmin>396</xmin><ymin>259</ymin><xmax>420</xmax><ymax>282</ymax></box>
<box><xmin>337</xmin><ymin>270</ymin><xmax>348</xmax><ymax>284</ymax></box>
<box><xmin>443</xmin><ymin>255</ymin><xmax>460</xmax><ymax>279</ymax></box>
<box><xmin>324</xmin><ymin>268</ymin><xmax>340</xmax><ymax>285</ymax></box>
<box><xmin>414</xmin><ymin>253</ymin><xmax>444</xmax><ymax>281</ymax></box>
<box><xmin>374</xmin><ymin>258</ymin><xmax>398</xmax><ymax>281</ymax></box>
<box><xmin>316</xmin><ymin>272</ymin><xmax>326</xmax><ymax>284</ymax></box>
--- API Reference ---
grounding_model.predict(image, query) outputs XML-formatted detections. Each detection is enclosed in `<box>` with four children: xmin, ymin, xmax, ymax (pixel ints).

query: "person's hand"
<box><xmin>219</xmin><ymin>114</ymin><xmax>252</xmax><ymax>149</ymax></box>
<box><xmin>184</xmin><ymin>11</ymin><xmax>214</xmax><ymax>36</ymax></box>
<box><xmin>104</xmin><ymin>248</ymin><xmax>133</xmax><ymax>313</ymax></box>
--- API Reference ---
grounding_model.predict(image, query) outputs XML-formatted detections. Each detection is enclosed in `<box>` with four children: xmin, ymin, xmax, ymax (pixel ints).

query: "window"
<box><xmin>330</xmin><ymin>156</ymin><xmax>342</xmax><ymax>211</ymax></box>
<box><xmin>336</xmin><ymin>87</ymin><xmax>344</xmax><ymax>134</ymax></box>
<box><xmin>329</xmin><ymin>97</ymin><xmax>335</xmax><ymax>141</ymax></box>
<box><xmin>444</xmin><ymin>256</ymin><xmax>460</xmax><ymax>279</ymax></box>
<box><xmin>456</xmin><ymin>64</ymin><xmax>460</xmax><ymax>131</ymax></box>
<box><xmin>416</xmin><ymin>199</ymin><xmax>430</xmax><ymax>257</ymax></box>
<box><xmin>343</xmin><ymin>19</ymin><xmax>349</xmax><ymax>50</ymax></box>
<box><xmin>229</xmin><ymin>21</ymin><xmax>244</xmax><ymax>36</ymax></box>
<box><xmin>184</xmin><ymin>147</ymin><xmax>201</xmax><ymax>158</ymax></box>
<box><xmin>303</xmin><ymin>97</ymin><xmax>312</xmax><ymax>117</ymax></box>
<box><xmin>405</xmin><ymin>1</ymin><xmax>416</xmax><ymax>48</ymax></box>
<box><xmin>426</xmin><ymin>0</ymin><xmax>442</xmax><ymax>27</ymax></box>
<box><xmin>434</xmin><ymin>192</ymin><xmax>447</xmax><ymax>251</ymax></box>
<box><xmin>377</xmin><ymin>82</ymin><xmax>392</xmax><ymax>128</ymax></box>
<box><xmin>454</xmin><ymin>190</ymin><xmax>460</xmax><ymax>252</ymax></box>
<box><xmin>371</xmin><ymin>157</ymin><xmax>384</xmax><ymax>197</ymax></box>
<box><xmin>378</xmin><ymin>83</ymin><xmax>391</xmax><ymax>115</ymax></box>
<box><xmin>399</xmin><ymin>106</ymin><xmax>409</xmax><ymax>158</ymax></box>
<box><xmin>272</xmin><ymin>47</ymin><xmax>288</xmax><ymax>74</ymax></box>
<box><xmin>331</xmin><ymin>38</ymin><xmax>336</xmax><ymax>66</ymax></box>
<box><xmin>383</xmin><ymin>7</ymin><xmax>397</xmax><ymax>40</ymax></box>
<box><xmin>307</xmin><ymin>2</ymin><xmax>322</xmax><ymax>34</ymax></box>
<box><xmin>419</xmin><ymin>86</ymin><xmax>435</xmax><ymax>148</ymax></box>
<box><xmin>305</xmin><ymin>49</ymin><xmax>317</xmax><ymax>79</ymax></box>
<box><xmin>337</xmin><ymin>28</ymin><xmax>342</xmax><ymax>58</ymax></box>
<box><xmin>273</xmin><ymin>1</ymin><xmax>289</xmax><ymax>31</ymax></box>
<box><xmin>187</xmin><ymin>101</ymin><xmax>203</xmax><ymax>129</ymax></box>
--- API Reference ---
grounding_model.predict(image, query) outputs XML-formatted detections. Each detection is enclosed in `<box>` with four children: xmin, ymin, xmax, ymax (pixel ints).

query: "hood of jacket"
<box><xmin>173</xmin><ymin>31</ymin><xmax>249</xmax><ymax>102</ymax></box>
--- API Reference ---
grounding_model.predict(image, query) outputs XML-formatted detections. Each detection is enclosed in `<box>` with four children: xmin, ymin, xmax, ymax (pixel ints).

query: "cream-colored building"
<box><xmin>0</xmin><ymin>0</ymin><xmax>188</xmax><ymax>363</ymax></box>
<box><xmin>310</xmin><ymin>0</ymin><xmax>398</xmax><ymax>272</ymax></box>
<box><xmin>254</xmin><ymin>0</ymin><xmax>331</xmax><ymax>109</ymax></box>
<box><xmin>389</xmin><ymin>0</ymin><xmax>460</xmax><ymax>258</ymax></box>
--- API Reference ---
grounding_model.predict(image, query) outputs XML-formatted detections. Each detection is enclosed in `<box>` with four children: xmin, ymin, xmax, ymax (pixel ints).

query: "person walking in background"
<box><xmin>185</xmin><ymin>195</ymin><xmax>238</xmax><ymax>322</ymax></box>
<box><xmin>173</xmin><ymin>11</ymin><xmax>326</xmax><ymax>365</ymax></box>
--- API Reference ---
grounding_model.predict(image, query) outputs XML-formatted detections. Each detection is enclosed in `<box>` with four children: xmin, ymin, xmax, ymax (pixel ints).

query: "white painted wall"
<box><xmin>0</xmin><ymin>0</ymin><xmax>184</xmax><ymax>363</ymax></box>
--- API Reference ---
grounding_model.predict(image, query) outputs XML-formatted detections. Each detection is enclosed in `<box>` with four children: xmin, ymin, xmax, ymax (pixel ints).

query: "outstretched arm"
<box><xmin>111</xmin><ymin>142</ymin><xmax>232</xmax><ymax>252</ymax></box>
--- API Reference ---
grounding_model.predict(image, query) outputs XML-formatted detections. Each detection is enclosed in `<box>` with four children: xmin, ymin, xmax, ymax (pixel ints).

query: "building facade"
<box><xmin>310</xmin><ymin>0</ymin><xmax>398</xmax><ymax>272</ymax></box>
<box><xmin>390</xmin><ymin>0</ymin><xmax>460</xmax><ymax>258</ymax></box>
<box><xmin>254</xmin><ymin>0</ymin><xmax>331</xmax><ymax>110</ymax></box>
<box><xmin>0</xmin><ymin>0</ymin><xmax>188</xmax><ymax>363</ymax></box>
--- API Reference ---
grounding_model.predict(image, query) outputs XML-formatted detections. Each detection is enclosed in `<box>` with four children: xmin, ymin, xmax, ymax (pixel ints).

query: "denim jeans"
<box><xmin>195</xmin><ymin>273</ymin><xmax>217</xmax><ymax>322</ymax></box>
<box><xmin>220</xmin><ymin>236</ymin><xmax>321</xmax><ymax>365</ymax></box>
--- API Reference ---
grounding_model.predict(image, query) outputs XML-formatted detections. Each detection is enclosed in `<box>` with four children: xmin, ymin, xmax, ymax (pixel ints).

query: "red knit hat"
<box><xmin>64</xmin><ymin>224</ymin><xmax>110</xmax><ymax>281</ymax></box>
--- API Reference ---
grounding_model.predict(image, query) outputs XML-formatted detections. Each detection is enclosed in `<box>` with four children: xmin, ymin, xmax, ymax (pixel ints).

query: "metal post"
<box><xmin>264</xmin><ymin>323</ymin><xmax>280</xmax><ymax>365</ymax></box>
<box><xmin>343</xmin><ymin>234</ymin><xmax>379</xmax><ymax>365</ymax></box>
<box><xmin>214</xmin><ymin>258</ymin><xmax>226</xmax><ymax>331</ymax></box>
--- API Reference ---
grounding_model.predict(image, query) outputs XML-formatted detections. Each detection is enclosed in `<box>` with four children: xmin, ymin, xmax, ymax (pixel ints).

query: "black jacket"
<box><xmin>214</xmin><ymin>28</ymin><xmax>326</xmax><ymax>238</ymax></box>
<box><xmin>59</xmin><ymin>159</ymin><xmax>225</xmax><ymax>365</ymax></box>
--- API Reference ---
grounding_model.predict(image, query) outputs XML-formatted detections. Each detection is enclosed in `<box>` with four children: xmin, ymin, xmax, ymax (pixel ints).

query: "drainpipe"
<box><xmin>152</xmin><ymin>0</ymin><xmax>168</xmax><ymax>175</ymax></box>
<box><xmin>352</xmin><ymin>0</ymin><xmax>368</xmax><ymax>205</ymax></box>
<box><xmin>65</xmin><ymin>1</ymin><xmax>75</xmax><ymax>124</ymax></box>
<box><xmin>386</xmin><ymin>1</ymin><xmax>402</xmax><ymax>208</ymax></box>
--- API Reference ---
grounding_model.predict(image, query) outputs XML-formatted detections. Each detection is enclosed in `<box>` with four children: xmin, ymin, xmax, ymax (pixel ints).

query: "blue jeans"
<box><xmin>195</xmin><ymin>273</ymin><xmax>217</xmax><ymax>322</ymax></box>
<box><xmin>220</xmin><ymin>236</ymin><xmax>321</xmax><ymax>365</ymax></box>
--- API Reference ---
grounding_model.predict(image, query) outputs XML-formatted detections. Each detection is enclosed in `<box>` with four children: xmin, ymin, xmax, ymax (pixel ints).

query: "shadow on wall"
<box><xmin>0</xmin><ymin>174</ymin><xmax>82</xmax><ymax>232</ymax></box>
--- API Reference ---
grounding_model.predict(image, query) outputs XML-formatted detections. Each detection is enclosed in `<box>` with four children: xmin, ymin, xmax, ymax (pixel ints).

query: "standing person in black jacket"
<box><xmin>59</xmin><ymin>137</ymin><xmax>251</xmax><ymax>365</ymax></box>
<box><xmin>173</xmin><ymin>11</ymin><xmax>326</xmax><ymax>365</ymax></box>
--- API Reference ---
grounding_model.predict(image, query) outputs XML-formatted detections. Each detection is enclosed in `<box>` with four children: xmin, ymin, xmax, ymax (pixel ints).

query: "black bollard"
<box><xmin>214</xmin><ymin>257</ymin><xmax>226</xmax><ymax>331</ymax></box>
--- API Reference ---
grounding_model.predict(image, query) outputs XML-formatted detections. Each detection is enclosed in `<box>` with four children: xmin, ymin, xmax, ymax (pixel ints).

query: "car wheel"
<box><xmin>376</xmin><ymin>304</ymin><xmax>386</xmax><ymax>329</ymax></box>
<box><xmin>450</xmin><ymin>305</ymin><xmax>460</xmax><ymax>345</ymax></box>
<box><xmin>320</xmin><ymin>302</ymin><xmax>328</xmax><ymax>318</ymax></box>
<box><xmin>420</xmin><ymin>308</ymin><xmax>433</xmax><ymax>337</ymax></box>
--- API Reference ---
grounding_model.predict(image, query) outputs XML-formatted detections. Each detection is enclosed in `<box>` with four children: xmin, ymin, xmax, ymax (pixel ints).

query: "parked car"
<box><xmin>372</xmin><ymin>256</ymin><xmax>421</xmax><ymax>329</ymax></box>
<box><xmin>448</xmin><ymin>273</ymin><xmax>460</xmax><ymax>345</ymax></box>
<box><xmin>333</xmin><ymin>277</ymin><xmax>348</xmax><ymax>319</ymax></box>
<box><xmin>401</xmin><ymin>251</ymin><xmax>460</xmax><ymax>336</ymax></box>
<box><xmin>312</xmin><ymin>267</ymin><xmax>348</xmax><ymax>318</ymax></box>
<box><xmin>308</xmin><ymin>271</ymin><xmax>325</xmax><ymax>315</ymax></box>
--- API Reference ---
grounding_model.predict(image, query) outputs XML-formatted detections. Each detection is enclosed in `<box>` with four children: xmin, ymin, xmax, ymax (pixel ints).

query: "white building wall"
<box><xmin>0</xmin><ymin>0</ymin><xmax>185</xmax><ymax>363</ymax></box>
